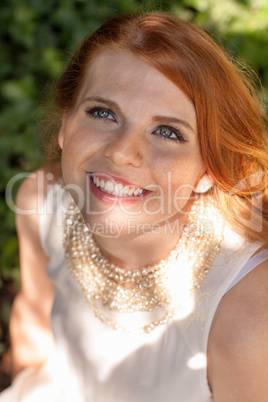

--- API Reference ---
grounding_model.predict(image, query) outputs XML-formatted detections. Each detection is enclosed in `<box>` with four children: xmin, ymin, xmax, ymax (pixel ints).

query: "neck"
<box><xmin>93</xmin><ymin>214</ymin><xmax>187</xmax><ymax>270</ymax></box>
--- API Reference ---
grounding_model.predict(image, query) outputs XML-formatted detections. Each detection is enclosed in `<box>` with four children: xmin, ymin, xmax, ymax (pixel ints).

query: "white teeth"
<box><xmin>104</xmin><ymin>180</ymin><xmax>114</xmax><ymax>194</ymax></box>
<box><xmin>128</xmin><ymin>188</ymin><xmax>136</xmax><ymax>196</ymax></box>
<box><xmin>92</xmin><ymin>174</ymin><xmax>144</xmax><ymax>197</ymax></box>
<box><xmin>122</xmin><ymin>186</ymin><xmax>130</xmax><ymax>196</ymax></box>
<box><xmin>114</xmin><ymin>183</ymin><xmax>123</xmax><ymax>195</ymax></box>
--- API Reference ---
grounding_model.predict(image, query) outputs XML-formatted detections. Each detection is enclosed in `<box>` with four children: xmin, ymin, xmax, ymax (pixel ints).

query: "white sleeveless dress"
<box><xmin>1</xmin><ymin>184</ymin><xmax>267</xmax><ymax>402</ymax></box>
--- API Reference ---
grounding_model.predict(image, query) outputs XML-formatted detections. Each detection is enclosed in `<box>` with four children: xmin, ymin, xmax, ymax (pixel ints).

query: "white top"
<box><xmin>1</xmin><ymin>184</ymin><xmax>267</xmax><ymax>402</ymax></box>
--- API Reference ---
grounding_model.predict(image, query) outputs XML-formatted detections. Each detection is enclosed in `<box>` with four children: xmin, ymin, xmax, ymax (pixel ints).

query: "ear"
<box><xmin>58</xmin><ymin>115</ymin><xmax>67</xmax><ymax>149</ymax></box>
<box><xmin>193</xmin><ymin>171</ymin><xmax>214</xmax><ymax>193</ymax></box>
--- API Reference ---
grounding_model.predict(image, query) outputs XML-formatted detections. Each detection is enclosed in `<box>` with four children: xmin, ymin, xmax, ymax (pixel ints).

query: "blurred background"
<box><xmin>0</xmin><ymin>0</ymin><xmax>268</xmax><ymax>391</ymax></box>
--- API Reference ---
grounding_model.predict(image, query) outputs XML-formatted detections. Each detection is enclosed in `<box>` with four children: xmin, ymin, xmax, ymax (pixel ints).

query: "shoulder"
<box><xmin>10</xmin><ymin>164</ymin><xmax>60</xmax><ymax>376</ymax></box>
<box><xmin>16</xmin><ymin>162</ymin><xmax>61</xmax><ymax>212</ymax></box>
<box><xmin>207</xmin><ymin>256</ymin><xmax>268</xmax><ymax>401</ymax></box>
<box><xmin>16</xmin><ymin>162</ymin><xmax>62</xmax><ymax>236</ymax></box>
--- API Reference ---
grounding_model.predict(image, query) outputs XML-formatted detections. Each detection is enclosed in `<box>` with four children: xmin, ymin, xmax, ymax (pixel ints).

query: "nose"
<box><xmin>104</xmin><ymin>129</ymin><xmax>143</xmax><ymax>167</ymax></box>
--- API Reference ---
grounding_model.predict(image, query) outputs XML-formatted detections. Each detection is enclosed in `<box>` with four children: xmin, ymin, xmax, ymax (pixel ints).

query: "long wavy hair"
<box><xmin>45</xmin><ymin>12</ymin><xmax>268</xmax><ymax>245</ymax></box>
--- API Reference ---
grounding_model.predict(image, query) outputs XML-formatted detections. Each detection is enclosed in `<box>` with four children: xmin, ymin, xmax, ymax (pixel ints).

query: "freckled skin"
<box><xmin>58</xmin><ymin>50</ymin><xmax>210</xmax><ymax>266</ymax></box>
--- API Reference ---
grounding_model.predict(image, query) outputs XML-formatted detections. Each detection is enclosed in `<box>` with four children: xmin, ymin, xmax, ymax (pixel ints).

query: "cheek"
<box><xmin>155</xmin><ymin>155</ymin><xmax>203</xmax><ymax>209</ymax></box>
<box><xmin>171</xmin><ymin>182</ymin><xmax>195</xmax><ymax>209</ymax></box>
<box><xmin>156</xmin><ymin>154</ymin><xmax>202</xmax><ymax>188</ymax></box>
<box><xmin>60</xmin><ymin>143</ymin><xmax>85</xmax><ymax>195</ymax></box>
<box><xmin>62</xmin><ymin>127</ymin><xmax>103</xmax><ymax>168</ymax></box>
<box><xmin>66</xmin><ymin>129</ymin><xmax>92</xmax><ymax>153</ymax></box>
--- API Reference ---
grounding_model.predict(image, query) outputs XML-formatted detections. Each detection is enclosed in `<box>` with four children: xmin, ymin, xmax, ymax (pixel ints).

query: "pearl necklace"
<box><xmin>64</xmin><ymin>199</ymin><xmax>224</xmax><ymax>334</ymax></box>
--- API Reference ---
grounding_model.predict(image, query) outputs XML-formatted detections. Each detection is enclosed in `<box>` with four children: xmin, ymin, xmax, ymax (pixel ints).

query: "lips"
<box><xmin>91</xmin><ymin>172</ymin><xmax>147</xmax><ymax>198</ymax></box>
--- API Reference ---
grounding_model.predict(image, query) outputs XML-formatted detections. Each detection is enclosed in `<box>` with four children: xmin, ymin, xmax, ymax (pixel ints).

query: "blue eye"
<box><xmin>86</xmin><ymin>107</ymin><xmax>115</xmax><ymax>121</ymax></box>
<box><xmin>155</xmin><ymin>125</ymin><xmax>187</xmax><ymax>143</ymax></box>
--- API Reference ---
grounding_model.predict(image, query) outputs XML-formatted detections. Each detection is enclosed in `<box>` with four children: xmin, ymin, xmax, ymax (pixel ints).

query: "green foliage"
<box><xmin>0</xmin><ymin>0</ymin><xmax>267</xmax><ymax>337</ymax></box>
<box><xmin>179</xmin><ymin>0</ymin><xmax>268</xmax><ymax>95</ymax></box>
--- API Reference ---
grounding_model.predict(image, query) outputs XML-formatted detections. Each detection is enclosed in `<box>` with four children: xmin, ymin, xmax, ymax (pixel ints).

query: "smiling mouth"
<box><xmin>91</xmin><ymin>173</ymin><xmax>147</xmax><ymax>198</ymax></box>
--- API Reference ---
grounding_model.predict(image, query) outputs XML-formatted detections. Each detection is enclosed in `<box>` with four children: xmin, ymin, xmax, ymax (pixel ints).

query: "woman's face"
<box><xmin>59</xmin><ymin>50</ymin><xmax>208</xmax><ymax>237</ymax></box>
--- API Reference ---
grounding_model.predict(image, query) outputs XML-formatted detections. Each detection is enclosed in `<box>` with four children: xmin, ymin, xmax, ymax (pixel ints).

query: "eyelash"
<box><xmin>154</xmin><ymin>125</ymin><xmax>187</xmax><ymax>143</ymax></box>
<box><xmin>86</xmin><ymin>107</ymin><xmax>116</xmax><ymax>121</ymax></box>
<box><xmin>86</xmin><ymin>107</ymin><xmax>187</xmax><ymax>143</ymax></box>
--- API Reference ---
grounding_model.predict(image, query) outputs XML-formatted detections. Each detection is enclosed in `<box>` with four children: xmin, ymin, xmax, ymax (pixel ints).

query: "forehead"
<box><xmin>78</xmin><ymin>49</ymin><xmax>196</xmax><ymax>123</ymax></box>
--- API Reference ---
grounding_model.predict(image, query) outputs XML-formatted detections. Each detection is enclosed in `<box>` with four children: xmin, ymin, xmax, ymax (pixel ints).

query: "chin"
<box><xmin>80</xmin><ymin>213</ymin><xmax>127</xmax><ymax>239</ymax></box>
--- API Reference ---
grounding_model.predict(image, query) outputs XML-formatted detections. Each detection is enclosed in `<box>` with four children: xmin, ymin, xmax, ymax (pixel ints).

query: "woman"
<box><xmin>1</xmin><ymin>12</ymin><xmax>268</xmax><ymax>402</ymax></box>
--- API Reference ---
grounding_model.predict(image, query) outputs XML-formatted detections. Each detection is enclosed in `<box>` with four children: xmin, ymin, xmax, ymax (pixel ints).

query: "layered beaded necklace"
<box><xmin>64</xmin><ymin>198</ymin><xmax>224</xmax><ymax>334</ymax></box>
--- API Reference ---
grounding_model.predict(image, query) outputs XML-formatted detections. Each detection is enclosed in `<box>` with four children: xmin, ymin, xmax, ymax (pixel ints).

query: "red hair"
<box><xmin>48</xmin><ymin>12</ymin><xmax>268</xmax><ymax>244</ymax></box>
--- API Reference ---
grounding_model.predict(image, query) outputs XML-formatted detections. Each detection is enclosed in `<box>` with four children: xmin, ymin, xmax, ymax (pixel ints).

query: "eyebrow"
<box><xmin>82</xmin><ymin>96</ymin><xmax>195</xmax><ymax>133</ymax></box>
<box><xmin>82</xmin><ymin>96</ymin><xmax>118</xmax><ymax>109</ymax></box>
<box><xmin>152</xmin><ymin>115</ymin><xmax>195</xmax><ymax>133</ymax></box>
